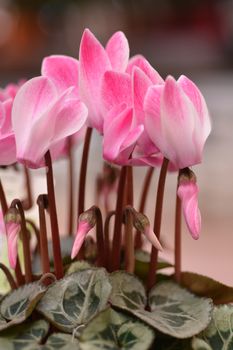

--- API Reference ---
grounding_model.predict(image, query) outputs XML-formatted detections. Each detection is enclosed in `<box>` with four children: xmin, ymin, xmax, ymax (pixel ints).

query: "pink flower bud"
<box><xmin>5</xmin><ymin>208</ymin><xmax>21</xmax><ymax>268</ymax></box>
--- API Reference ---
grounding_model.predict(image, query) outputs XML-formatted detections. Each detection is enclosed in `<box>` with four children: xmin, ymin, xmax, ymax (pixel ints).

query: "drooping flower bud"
<box><xmin>71</xmin><ymin>207</ymin><xmax>97</xmax><ymax>260</ymax></box>
<box><xmin>5</xmin><ymin>208</ymin><xmax>21</xmax><ymax>268</ymax></box>
<box><xmin>177</xmin><ymin>168</ymin><xmax>201</xmax><ymax>239</ymax></box>
<box><xmin>125</xmin><ymin>207</ymin><xmax>163</xmax><ymax>251</ymax></box>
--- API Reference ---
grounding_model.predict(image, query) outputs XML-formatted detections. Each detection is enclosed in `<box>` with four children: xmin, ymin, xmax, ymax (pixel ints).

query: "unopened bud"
<box><xmin>5</xmin><ymin>208</ymin><xmax>21</xmax><ymax>269</ymax></box>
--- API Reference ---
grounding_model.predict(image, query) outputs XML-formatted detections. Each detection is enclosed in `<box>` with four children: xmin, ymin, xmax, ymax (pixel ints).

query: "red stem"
<box><xmin>67</xmin><ymin>137</ymin><xmax>74</xmax><ymax>235</ymax></box>
<box><xmin>0</xmin><ymin>179</ymin><xmax>8</xmax><ymax>215</ymax></box>
<box><xmin>93</xmin><ymin>206</ymin><xmax>106</xmax><ymax>267</ymax></box>
<box><xmin>37</xmin><ymin>194</ymin><xmax>50</xmax><ymax>275</ymax></box>
<box><xmin>45</xmin><ymin>151</ymin><xmax>63</xmax><ymax>279</ymax></box>
<box><xmin>22</xmin><ymin>167</ymin><xmax>33</xmax><ymax>210</ymax></box>
<box><xmin>147</xmin><ymin>158</ymin><xmax>169</xmax><ymax>290</ymax></box>
<box><xmin>0</xmin><ymin>263</ymin><xmax>17</xmax><ymax>290</ymax></box>
<box><xmin>110</xmin><ymin>166</ymin><xmax>127</xmax><ymax>271</ymax></box>
<box><xmin>174</xmin><ymin>180</ymin><xmax>182</xmax><ymax>283</ymax></box>
<box><xmin>104</xmin><ymin>211</ymin><xmax>116</xmax><ymax>271</ymax></box>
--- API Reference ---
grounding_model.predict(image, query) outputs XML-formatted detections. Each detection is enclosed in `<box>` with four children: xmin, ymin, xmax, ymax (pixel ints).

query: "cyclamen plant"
<box><xmin>0</xmin><ymin>29</ymin><xmax>230</xmax><ymax>350</ymax></box>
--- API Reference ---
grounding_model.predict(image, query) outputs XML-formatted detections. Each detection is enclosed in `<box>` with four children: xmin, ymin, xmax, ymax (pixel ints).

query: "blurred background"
<box><xmin>0</xmin><ymin>0</ymin><xmax>233</xmax><ymax>285</ymax></box>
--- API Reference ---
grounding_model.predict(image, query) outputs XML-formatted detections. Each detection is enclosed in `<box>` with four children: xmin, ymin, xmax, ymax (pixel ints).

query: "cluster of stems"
<box><xmin>0</xmin><ymin>127</ymin><xmax>184</xmax><ymax>291</ymax></box>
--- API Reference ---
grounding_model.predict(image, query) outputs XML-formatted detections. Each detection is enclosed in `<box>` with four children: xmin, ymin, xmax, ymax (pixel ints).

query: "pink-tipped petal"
<box><xmin>127</xmin><ymin>55</ymin><xmax>164</xmax><ymax>84</ymax></box>
<box><xmin>144</xmin><ymin>84</ymin><xmax>164</xmax><ymax>153</ymax></box>
<box><xmin>177</xmin><ymin>180</ymin><xmax>201</xmax><ymax>239</ymax></box>
<box><xmin>178</xmin><ymin>75</ymin><xmax>211</xmax><ymax>140</ymax></box>
<box><xmin>161</xmin><ymin>76</ymin><xmax>200</xmax><ymax>169</ymax></box>
<box><xmin>101</xmin><ymin>71</ymin><xmax>131</xmax><ymax>115</ymax></box>
<box><xmin>106</xmin><ymin>31</ymin><xmax>129</xmax><ymax>72</ymax></box>
<box><xmin>6</xmin><ymin>222</ymin><xmax>20</xmax><ymax>268</ymax></box>
<box><xmin>71</xmin><ymin>221</ymin><xmax>92</xmax><ymax>259</ymax></box>
<box><xmin>42</xmin><ymin>55</ymin><xmax>79</xmax><ymax>95</ymax></box>
<box><xmin>103</xmin><ymin>107</ymin><xmax>133</xmax><ymax>161</ymax></box>
<box><xmin>144</xmin><ymin>226</ymin><xmax>163</xmax><ymax>251</ymax></box>
<box><xmin>79</xmin><ymin>29</ymin><xmax>111</xmax><ymax>132</ymax></box>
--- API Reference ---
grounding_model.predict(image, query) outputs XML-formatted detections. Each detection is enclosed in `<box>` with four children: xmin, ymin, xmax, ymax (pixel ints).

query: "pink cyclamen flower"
<box><xmin>177</xmin><ymin>169</ymin><xmax>201</xmax><ymax>239</ymax></box>
<box><xmin>101</xmin><ymin>59</ymin><xmax>164</xmax><ymax>166</ymax></box>
<box><xmin>144</xmin><ymin>75</ymin><xmax>211</xmax><ymax>170</ymax></box>
<box><xmin>12</xmin><ymin>76</ymin><xmax>87</xmax><ymax>168</ymax></box>
<box><xmin>0</xmin><ymin>80</ymin><xmax>25</xmax><ymax>102</ymax></box>
<box><xmin>42</xmin><ymin>54</ymin><xmax>86</xmax><ymax>158</ymax></box>
<box><xmin>79</xmin><ymin>28</ymin><xmax>129</xmax><ymax>133</ymax></box>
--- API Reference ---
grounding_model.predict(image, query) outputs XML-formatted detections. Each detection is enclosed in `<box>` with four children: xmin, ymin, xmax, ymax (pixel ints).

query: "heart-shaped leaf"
<box><xmin>192</xmin><ymin>305</ymin><xmax>233</xmax><ymax>350</ymax></box>
<box><xmin>43</xmin><ymin>333</ymin><xmax>80</xmax><ymax>350</ymax></box>
<box><xmin>110</xmin><ymin>271</ymin><xmax>213</xmax><ymax>339</ymax></box>
<box><xmin>65</xmin><ymin>261</ymin><xmax>91</xmax><ymax>276</ymax></box>
<box><xmin>0</xmin><ymin>319</ymin><xmax>49</xmax><ymax>349</ymax></box>
<box><xmin>0</xmin><ymin>279</ymin><xmax>49</xmax><ymax>331</ymax></box>
<box><xmin>180</xmin><ymin>272</ymin><xmax>233</xmax><ymax>305</ymax></box>
<box><xmin>37</xmin><ymin>268</ymin><xmax>112</xmax><ymax>332</ymax></box>
<box><xmin>79</xmin><ymin>307</ymin><xmax>155</xmax><ymax>350</ymax></box>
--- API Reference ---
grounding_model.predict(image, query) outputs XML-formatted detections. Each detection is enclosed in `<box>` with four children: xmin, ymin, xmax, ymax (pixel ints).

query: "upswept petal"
<box><xmin>161</xmin><ymin>76</ymin><xmax>200</xmax><ymax>169</ymax></box>
<box><xmin>1</xmin><ymin>99</ymin><xmax>13</xmax><ymax>135</ymax></box>
<box><xmin>177</xmin><ymin>179</ymin><xmax>201</xmax><ymax>239</ymax></box>
<box><xmin>133</xmin><ymin>67</ymin><xmax>159</xmax><ymax>155</ymax></box>
<box><xmin>42</xmin><ymin>55</ymin><xmax>79</xmax><ymax>95</ymax></box>
<box><xmin>6</xmin><ymin>222</ymin><xmax>20</xmax><ymax>268</ymax></box>
<box><xmin>144</xmin><ymin>84</ymin><xmax>164</xmax><ymax>153</ymax></box>
<box><xmin>101</xmin><ymin>71</ymin><xmax>131</xmax><ymax>115</ymax></box>
<box><xmin>71</xmin><ymin>221</ymin><xmax>92</xmax><ymax>259</ymax></box>
<box><xmin>79</xmin><ymin>29</ymin><xmax>111</xmax><ymax>132</ymax></box>
<box><xmin>178</xmin><ymin>75</ymin><xmax>211</xmax><ymax>140</ymax></box>
<box><xmin>0</xmin><ymin>100</ymin><xmax>16</xmax><ymax>165</ymax></box>
<box><xmin>127</xmin><ymin>55</ymin><xmax>164</xmax><ymax>84</ymax></box>
<box><xmin>103</xmin><ymin>107</ymin><xmax>134</xmax><ymax>161</ymax></box>
<box><xmin>106</xmin><ymin>31</ymin><xmax>129</xmax><ymax>72</ymax></box>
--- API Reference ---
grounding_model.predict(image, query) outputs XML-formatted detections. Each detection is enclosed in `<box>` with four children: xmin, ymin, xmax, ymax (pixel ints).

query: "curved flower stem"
<box><xmin>135</xmin><ymin>167</ymin><xmax>154</xmax><ymax>249</ymax></box>
<box><xmin>78</xmin><ymin>127</ymin><xmax>93</xmax><ymax>216</ymax></box>
<box><xmin>124</xmin><ymin>167</ymin><xmax>134</xmax><ymax>273</ymax></box>
<box><xmin>92</xmin><ymin>206</ymin><xmax>106</xmax><ymax>267</ymax></box>
<box><xmin>147</xmin><ymin>158</ymin><xmax>169</xmax><ymax>291</ymax></box>
<box><xmin>15</xmin><ymin>259</ymin><xmax>24</xmax><ymax>286</ymax></box>
<box><xmin>77</xmin><ymin>128</ymin><xmax>93</xmax><ymax>260</ymax></box>
<box><xmin>110</xmin><ymin>166</ymin><xmax>127</xmax><ymax>271</ymax></box>
<box><xmin>174</xmin><ymin>174</ymin><xmax>182</xmax><ymax>283</ymax></box>
<box><xmin>10</xmin><ymin>199</ymin><xmax>32</xmax><ymax>284</ymax></box>
<box><xmin>0</xmin><ymin>179</ymin><xmax>8</xmax><ymax>215</ymax></box>
<box><xmin>45</xmin><ymin>151</ymin><xmax>63</xmax><ymax>279</ymax></box>
<box><xmin>0</xmin><ymin>263</ymin><xmax>17</xmax><ymax>290</ymax></box>
<box><xmin>37</xmin><ymin>194</ymin><xmax>50</xmax><ymax>275</ymax></box>
<box><xmin>22</xmin><ymin>167</ymin><xmax>33</xmax><ymax>210</ymax></box>
<box><xmin>124</xmin><ymin>206</ymin><xmax>135</xmax><ymax>273</ymax></box>
<box><xmin>67</xmin><ymin>137</ymin><xmax>74</xmax><ymax>236</ymax></box>
<box><xmin>104</xmin><ymin>211</ymin><xmax>116</xmax><ymax>271</ymax></box>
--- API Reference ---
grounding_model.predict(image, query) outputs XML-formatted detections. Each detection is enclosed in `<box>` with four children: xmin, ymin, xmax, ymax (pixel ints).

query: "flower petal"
<box><xmin>177</xmin><ymin>180</ymin><xmax>201</xmax><ymax>239</ymax></box>
<box><xmin>106</xmin><ymin>31</ymin><xmax>129</xmax><ymax>72</ymax></box>
<box><xmin>71</xmin><ymin>221</ymin><xmax>92</xmax><ymax>259</ymax></box>
<box><xmin>42</xmin><ymin>55</ymin><xmax>79</xmax><ymax>95</ymax></box>
<box><xmin>144</xmin><ymin>226</ymin><xmax>163</xmax><ymax>251</ymax></box>
<box><xmin>79</xmin><ymin>29</ymin><xmax>111</xmax><ymax>132</ymax></box>
<box><xmin>6</xmin><ymin>222</ymin><xmax>20</xmax><ymax>268</ymax></box>
<box><xmin>101</xmin><ymin>70</ymin><xmax>131</xmax><ymax>115</ymax></box>
<box><xmin>127</xmin><ymin>55</ymin><xmax>164</xmax><ymax>84</ymax></box>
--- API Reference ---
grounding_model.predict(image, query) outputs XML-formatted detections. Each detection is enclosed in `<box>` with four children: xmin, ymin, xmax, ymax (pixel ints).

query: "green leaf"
<box><xmin>192</xmin><ymin>337</ymin><xmax>212</xmax><ymax>350</ymax></box>
<box><xmin>65</xmin><ymin>261</ymin><xmax>91</xmax><ymax>276</ymax></box>
<box><xmin>80</xmin><ymin>307</ymin><xmax>155</xmax><ymax>350</ymax></box>
<box><xmin>0</xmin><ymin>280</ymin><xmax>48</xmax><ymax>331</ymax></box>
<box><xmin>192</xmin><ymin>305</ymin><xmax>233</xmax><ymax>350</ymax></box>
<box><xmin>37</xmin><ymin>267</ymin><xmax>112</xmax><ymax>333</ymax></box>
<box><xmin>180</xmin><ymin>272</ymin><xmax>233</xmax><ymax>305</ymax></box>
<box><xmin>134</xmin><ymin>250</ymin><xmax>173</xmax><ymax>282</ymax></box>
<box><xmin>110</xmin><ymin>272</ymin><xmax>213</xmax><ymax>339</ymax></box>
<box><xmin>0</xmin><ymin>319</ymin><xmax>49</xmax><ymax>349</ymax></box>
<box><xmin>43</xmin><ymin>333</ymin><xmax>80</xmax><ymax>350</ymax></box>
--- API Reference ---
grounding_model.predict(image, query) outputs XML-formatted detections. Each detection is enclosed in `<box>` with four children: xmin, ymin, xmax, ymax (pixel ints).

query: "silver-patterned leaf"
<box><xmin>65</xmin><ymin>261</ymin><xmax>91</xmax><ymax>276</ymax></box>
<box><xmin>192</xmin><ymin>305</ymin><xmax>233</xmax><ymax>350</ymax></box>
<box><xmin>0</xmin><ymin>281</ymin><xmax>48</xmax><ymax>331</ymax></box>
<box><xmin>0</xmin><ymin>319</ymin><xmax>49</xmax><ymax>350</ymax></box>
<box><xmin>37</xmin><ymin>268</ymin><xmax>112</xmax><ymax>332</ymax></box>
<box><xmin>110</xmin><ymin>272</ymin><xmax>213</xmax><ymax>339</ymax></box>
<box><xmin>43</xmin><ymin>333</ymin><xmax>80</xmax><ymax>350</ymax></box>
<box><xmin>80</xmin><ymin>307</ymin><xmax>155</xmax><ymax>350</ymax></box>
